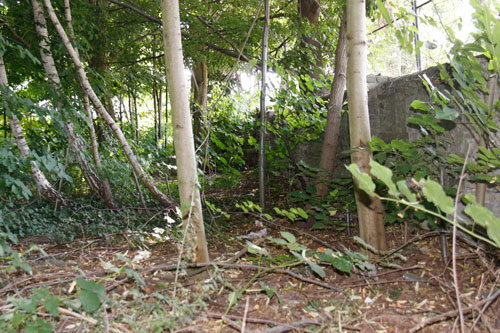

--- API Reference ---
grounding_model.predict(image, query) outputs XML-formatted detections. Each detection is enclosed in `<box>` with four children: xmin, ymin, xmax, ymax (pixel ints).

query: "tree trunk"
<box><xmin>161</xmin><ymin>0</ymin><xmax>209</xmax><ymax>263</ymax></box>
<box><xmin>0</xmin><ymin>55</ymin><xmax>70</xmax><ymax>207</ymax></box>
<box><xmin>316</xmin><ymin>11</ymin><xmax>347</xmax><ymax>197</ymax></box>
<box><xmin>192</xmin><ymin>61</ymin><xmax>208</xmax><ymax>141</ymax></box>
<box><xmin>43</xmin><ymin>0</ymin><xmax>175</xmax><ymax>209</ymax></box>
<box><xmin>33</xmin><ymin>0</ymin><xmax>115</xmax><ymax>208</ymax></box>
<box><xmin>259</xmin><ymin>0</ymin><xmax>270</xmax><ymax>210</ymax></box>
<box><xmin>346</xmin><ymin>0</ymin><xmax>387</xmax><ymax>252</ymax></box>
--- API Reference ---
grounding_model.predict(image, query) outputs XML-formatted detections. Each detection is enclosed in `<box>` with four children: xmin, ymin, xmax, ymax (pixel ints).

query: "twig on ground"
<box><xmin>146</xmin><ymin>261</ymin><xmax>344</xmax><ymax>293</ymax></box>
<box><xmin>205</xmin><ymin>312</ymin><xmax>321</xmax><ymax>332</ymax></box>
<box><xmin>452</xmin><ymin>144</ymin><xmax>472</xmax><ymax>333</ymax></box>
<box><xmin>57</xmin><ymin>307</ymin><xmax>129</xmax><ymax>333</ymax></box>
<box><xmin>409</xmin><ymin>287</ymin><xmax>500</xmax><ymax>332</ymax></box>
<box><xmin>242</xmin><ymin>297</ymin><xmax>249</xmax><ymax>333</ymax></box>
<box><xmin>381</xmin><ymin>231</ymin><xmax>445</xmax><ymax>260</ymax></box>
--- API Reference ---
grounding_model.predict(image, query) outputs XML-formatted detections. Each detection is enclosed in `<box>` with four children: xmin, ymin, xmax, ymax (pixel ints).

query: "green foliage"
<box><xmin>347</xmin><ymin>161</ymin><xmax>500</xmax><ymax>248</ymax></box>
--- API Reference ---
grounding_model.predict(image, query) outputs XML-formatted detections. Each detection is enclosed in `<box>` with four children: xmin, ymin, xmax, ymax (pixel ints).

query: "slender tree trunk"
<box><xmin>192</xmin><ymin>61</ymin><xmax>208</xmax><ymax>141</ymax></box>
<box><xmin>161</xmin><ymin>0</ymin><xmax>209</xmax><ymax>263</ymax></box>
<box><xmin>259</xmin><ymin>0</ymin><xmax>270</xmax><ymax>210</ymax></box>
<box><xmin>33</xmin><ymin>0</ymin><xmax>115</xmax><ymax>208</ymax></box>
<box><xmin>158</xmin><ymin>85</ymin><xmax>162</xmax><ymax>141</ymax></box>
<box><xmin>133</xmin><ymin>92</ymin><xmax>139</xmax><ymax>144</ymax></box>
<box><xmin>64</xmin><ymin>0</ymin><xmax>114</xmax><ymax>208</ymax></box>
<box><xmin>153</xmin><ymin>78</ymin><xmax>158</xmax><ymax>144</ymax></box>
<box><xmin>43</xmin><ymin>0</ymin><xmax>175</xmax><ymax>209</ymax></box>
<box><xmin>164</xmin><ymin>84</ymin><xmax>169</xmax><ymax>149</ymax></box>
<box><xmin>0</xmin><ymin>56</ymin><xmax>70</xmax><ymax>207</ymax></box>
<box><xmin>316</xmin><ymin>11</ymin><xmax>347</xmax><ymax>197</ymax></box>
<box><xmin>346</xmin><ymin>0</ymin><xmax>387</xmax><ymax>252</ymax></box>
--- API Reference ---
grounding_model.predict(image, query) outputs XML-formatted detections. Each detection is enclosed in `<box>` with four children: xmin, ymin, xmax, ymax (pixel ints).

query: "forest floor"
<box><xmin>1</xmin><ymin>173</ymin><xmax>500</xmax><ymax>332</ymax></box>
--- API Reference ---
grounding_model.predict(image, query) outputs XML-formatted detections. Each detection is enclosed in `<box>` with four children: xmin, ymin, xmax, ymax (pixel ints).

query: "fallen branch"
<box><xmin>58</xmin><ymin>307</ymin><xmax>129</xmax><ymax>333</ymax></box>
<box><xmin>409</xmin><ymin>287</ymin><xmax>500</xmax><ymax>332</ymax></box>
<box><xmin>205</xmin><ymin>312</ymin><xmax>320</xmax><ymax>331</ymax></box>
<box><xmin>144</xmin><ymin>261</ymin><xmax>345</xmax><ymax>293</ymax></box>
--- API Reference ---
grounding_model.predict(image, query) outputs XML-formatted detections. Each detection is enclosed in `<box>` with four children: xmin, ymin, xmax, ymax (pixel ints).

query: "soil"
<box><xmin>1</xmin><ymin>172</ymin><xmax>499</xmax><ymax>332</ymax></box>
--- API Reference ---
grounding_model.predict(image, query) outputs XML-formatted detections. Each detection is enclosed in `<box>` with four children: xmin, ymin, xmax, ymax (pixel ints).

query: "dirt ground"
<box><xmin>1</xmin><ymin>176</ymin><xmax>499</xmax><ymax>332</ymax></box>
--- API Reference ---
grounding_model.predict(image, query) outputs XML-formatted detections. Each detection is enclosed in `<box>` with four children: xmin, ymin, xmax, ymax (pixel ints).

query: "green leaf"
<box><xmin>397</xmin><ymin>180</ymin><xmax>417</xmax><ymax>202</ymax></box>
<box><xmin>295</xmin><ymin>207</ymin><xmax>308</xmax><ymax>219</ymax></box>
<box><xmin>376</xmin><ymin>0</ymin><xmax>392</xmax><ymax>26</ymax></box>
<box><xmin>435</xmin><ymin>106</ymin><xmax>459</xmax><ymax>120</ymax></box>
<box><xmin>228</xmin><ymin>290</ymin><xmax>242</xmax><ymax>308</ymax></box>
<box><xmin>260</xmin><ymin>282</ymin><xmax>283</xmax><ymax>307</ymax></box>
<box><xmin>25</xmin><ymin>318</ymin><xmax>53</xmax><ymax>333</ymax></box>
<box><xmin>410</xmin><ymin>99</ymin><xmax>430</xmax><ymax>111</ymax></box>
<box><xmin>422</xmin><ymin>179</ymin><xmax>455</xmax><ymax>214</ymax></box>
<box><xmin>332</xmin><ymin>256</ymin><xmax>352</xmax><ymax>274</ymax></box>
<box><xmin>280</xmin><ymin>231</ymin><xmax>296</xmax><ymax>244</ymax></box>
<box><xmin>346</xmin><ymin>164</ymin><xmax>376</xmax><ymax>197</ymax></box>
<box><xmin>308</xmin><ymin>262</ymin><xmax>325</xmax><ymax>279</ymax></box>
<box><xmin>465</xmin><ymin>203</ymin><xmax>500</xmax><ymax>247</ymax></box>
<box><xmin>369</xmin><ymin>160</ymin><xmax>399</xmax><ymax>197</ymax></box>
<box><xmin>79</xmin><ymin>290</ymin><xmax>100</xmax><ymax>313</ymax></box>
<box><xmin>44</xmin><ymin>295</ymin><xmax>59</xmax><ymax>316</ymax></box>
<box><xmin>247</xmin><ymin>241</ymin><xmax>269</xmax><ymax>257</ymax></box>
<box><xmin>264</xmin><ymin>214</ymin><xmax>273</xmax><ymax>221</ymax></box>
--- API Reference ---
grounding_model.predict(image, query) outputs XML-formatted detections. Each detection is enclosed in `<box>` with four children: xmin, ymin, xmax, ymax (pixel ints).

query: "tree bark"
<box><xmin>161</xmin><ymin>0</ymin><xmax>209</xmax><ymax>263</ymax></box>
<box><xmin>33</xmin><ymin>0</ymin><xmax>115</xmax><ymax>208</ymax></box>
<box><xmin>43</xmin><ymin>0</ymin><xmax>175</xmax><ymax>209</ymax></box>
<box><xmin>0</xmin><ymin>55</ymin><xmax>70</xmax><ymax>207</ymax></box>
<box><xmin>316</xmin><ymin>11</ymin><xmax>347</xmax><ymax>197</ymax></box>
<box><xmin>192</xmin><ymin>61</ymin><xmax>208</xmax><ymax>141</ymax></box>
<box><xmin>259</xmin><ymin>0</ymin><xmax>270</xmax><ymax>210</ymax></box>
<box><xmin>346</xmin><ymin>0</ymin><xmax>387</xmax><ymax>252</ymax></box>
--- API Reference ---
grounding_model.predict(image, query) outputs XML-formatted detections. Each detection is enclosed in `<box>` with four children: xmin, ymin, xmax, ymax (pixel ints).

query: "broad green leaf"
<box><xmin>280</xmin><ymin>231</ymin><xmax>296</xmax><ymax>244</ymax></box>
<box><xmin>369</xmin><ymin>160</ymin><xmax>399</xmax><ymax>197</ymax></box>
<box><xmin>435</xmin><ymin>106</ymin><xmax>459</xmax><ymax>120</ymax></box>
<box><xmin>247</xmin><ymin>241</ymin><xmax>269</xmax><ymax>257</ymax></box>
<box><xmin>465</xmin><ymin>203</ymin><xmax>500</xmax><ymax>247</ymax></box>
<box><xmin>410</xmin><ymin>99</ymin><xmax>430</xmax><ymax>111</ymax></box>
<box><xmin>260</xmin><ymin>282</ymin><xmax>283</xmax><ymax>307</ymax></box>
<box><xmin>346</xmin><ymin>164</ymin><xmax>376</xmax><ymax>197</ymax></box>
<box><xmin>465</xmin><ymin>203</ymin><xmax>493</xmax><ymax>228</ymax></box>
<box><xmin>295</xmin><ymin>207</ymin><xmax>308</xmax><ymax>219</ymax></box>
<box><xmin>44</xmin><ymin>295</ymin><xmax>59</xmax><ymax>316</ymax></box>
<box><xmin>376</xmin><ymin>0</ymin><xmax>392</xmax><ymax>26</ymax></box>
<box><xmin>332</xmin><ymin>257</ymin><xmax>352</xmax><ymax>274</ymax></box>
<box><xmin>422</xmin><ymin>179</ymin><xmax>455</xmax><ymax>214</ymax></box>
<box><xmin>397</xmin><ymin>180</ymin><xmax>417</xmax><ymax>202</ymax></box>
<box><xmin>264</xmin><ymin>214</ymin><xmax>273</xmax><ymax>221</ymax></box>
<box><xmin>308</xmin><ymin>262</ymin><xmax>325</xmax><ymax>279</ymax></box>
<box><xmin>25</xmin><ymin>318</ymin><xmax>53</xmax><ymax>333</ymax></box>
<box><xmin>228</xmin><ymin>290</ymin><xmax>242</xmax><ymax>308</ymax></box>
<box><xmin>79</xmin><ymin>290</ymin><xmax>100</xmax><ymax>313</ymax></box>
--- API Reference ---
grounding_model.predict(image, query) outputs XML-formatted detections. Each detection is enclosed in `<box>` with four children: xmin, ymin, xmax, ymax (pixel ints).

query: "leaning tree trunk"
<box><xmin>32</xmin><ymin>0</ymin><xmax>115</xmax><ymax>208</ymax></box>
<box><xmin>161</xmin><ymin>0</ymin><xmax>209</xmax><ymax>263</ymax></box>
<box><xmin>43</xmin><ymin>0</ymin><xmax>174</xmax><ymax>209</ymax></box>
<box><xmin>0</xmin><ymin>56</ymin><xmax>70</xmax><ymax>207</ymax></box>
<box><xmin>346</xmin><ymin>0</ymin><xmax>387</xmax><ymax>252</ymax></box>
<box><xmin>316</xmin><ymin>11</ymin><xmax>347</xmax><ymax>197</ymax></box>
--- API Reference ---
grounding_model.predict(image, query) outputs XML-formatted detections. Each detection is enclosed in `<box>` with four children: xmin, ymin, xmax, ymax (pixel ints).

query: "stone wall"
<box><xmin>293</xmin><ymin>63</ymin><xmax>500</xmax><ymax>216</ymax></box>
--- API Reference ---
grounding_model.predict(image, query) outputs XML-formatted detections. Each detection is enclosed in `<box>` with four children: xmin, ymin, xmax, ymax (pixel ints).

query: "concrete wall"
<box><xmin>293</xmin><ymin>63</ymin><xmax>500</xmax><ymax>216</ymax></box>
